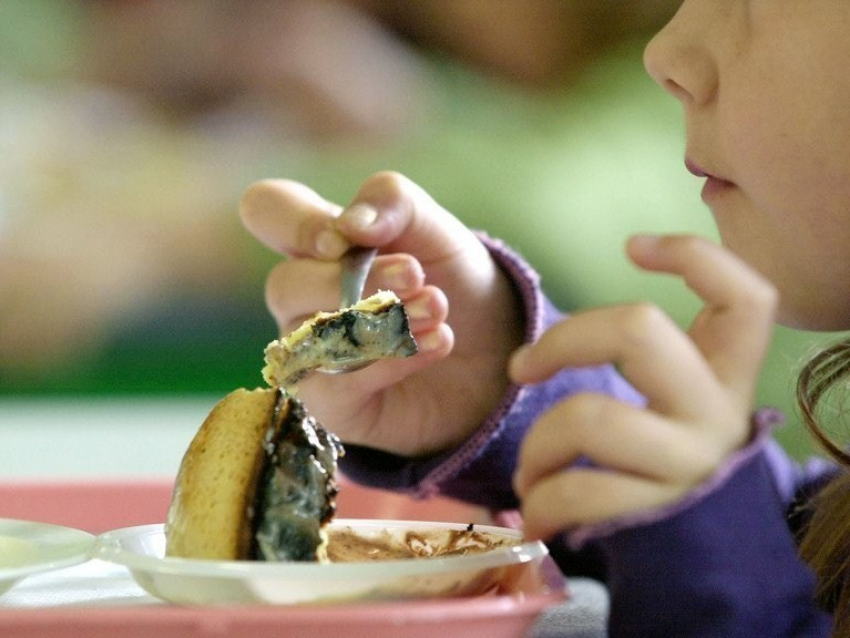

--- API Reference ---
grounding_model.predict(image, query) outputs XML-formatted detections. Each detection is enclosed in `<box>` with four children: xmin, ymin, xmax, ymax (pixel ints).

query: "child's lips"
<box><xmin>685</xmin><ymin>158</ymin><xmax>735</xmax><ymax>201</ymax></box>
<box><xmin>685</xmin><ymin>158</ymin><xmax>703</xmax><ymax>177</ymax></box>
<box><xmin>701</xmin><ymin>176</ymin><xmax>735</xmax><ymax>201</ymax></box>
<box><xmin>685</xmin><ymin>157</ymin><xmax>711</xmax><ymax>178</ymax></box>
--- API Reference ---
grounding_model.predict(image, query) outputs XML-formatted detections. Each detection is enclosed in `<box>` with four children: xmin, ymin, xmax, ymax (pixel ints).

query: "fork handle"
<box><xmin>339</xmin><ymin>246</ymin><xmax>378</xmax><ymax>309</ymax></box>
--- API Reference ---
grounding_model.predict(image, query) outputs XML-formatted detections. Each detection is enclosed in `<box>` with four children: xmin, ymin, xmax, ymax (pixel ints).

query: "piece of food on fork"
<box><xmin>262</xmin><ymin>289</ymin><xmax>418</xmax><ymax>387</ymax></box>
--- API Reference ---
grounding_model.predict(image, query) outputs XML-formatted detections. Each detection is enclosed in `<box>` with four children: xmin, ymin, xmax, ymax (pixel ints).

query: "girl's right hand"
<box><xmin>240</xmin><ymin>172</ymin><xmax>525</xmax><ymax>458</ymax></box>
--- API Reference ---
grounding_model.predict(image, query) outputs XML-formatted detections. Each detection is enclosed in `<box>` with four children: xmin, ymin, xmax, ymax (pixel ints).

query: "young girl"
<box><xmin>240</xmin><ymin>1</ymin><xmax>849</xmax><ymax>635</ymax></box>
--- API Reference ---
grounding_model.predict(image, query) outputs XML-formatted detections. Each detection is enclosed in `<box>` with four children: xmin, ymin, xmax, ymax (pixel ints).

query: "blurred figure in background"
<box><xmin>7</xmin><ymin>0</ymin><xmax>821</xmax><ymax>456</ymax></box>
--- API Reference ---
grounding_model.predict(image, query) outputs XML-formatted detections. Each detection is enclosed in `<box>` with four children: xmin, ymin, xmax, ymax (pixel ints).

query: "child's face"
<box><xmin>644</xmin><ymin>0</ymin><xmax>850</xmax><ymax>330</ymax></box>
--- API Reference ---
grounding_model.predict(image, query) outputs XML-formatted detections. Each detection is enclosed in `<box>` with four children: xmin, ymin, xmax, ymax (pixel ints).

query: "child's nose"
<box><xmin>643</xmin><ymin>5</ymin><xmax>718</xmax><ymax>108</ymax></box>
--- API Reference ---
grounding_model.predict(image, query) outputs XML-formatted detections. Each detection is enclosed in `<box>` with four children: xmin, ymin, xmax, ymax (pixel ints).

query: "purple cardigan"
<box><xmin>341</xmin><ymin>234</ymin><xmax>834</xmax><ymax>637</ymax></box>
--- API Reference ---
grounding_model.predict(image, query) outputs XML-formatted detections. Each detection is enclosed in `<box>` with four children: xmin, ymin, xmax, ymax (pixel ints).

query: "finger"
<box><xmin>513</xmin><ymin>393</ymin><xmax>718</xmax><ymax>498</ymax></box>
<box><xmin>510</xmin><ymin>304</ymin><xmax>720</xmax><ymax>419</ymax></box>
<box><xmin>520</xmin><ymin>468</ymin><xmax>686</xmax><ymax>541</ymax></box>
<box><xmin>627</xmin><ymin>234</ymin><xmax>777</xmax><ymax>395</ymax></box>
<box><xmin>239</xmin><ymin>179</ymin><xmax>348</xmax><ymax>259</ymax></box>
<box><xmin>265</xmin><ymin>252</ymin><xmax>436</xmax><ymax>331</ymax></box>
<box><xmin>296</xmin><ymin>322</ymin><xmax>455</xmax><ymax>424</ymax></box>
<box><xmin>398</xmin><ymin>285</ymin><xmax>449</xmax><ymax>332</ymax></box>
<box><xmin>366</xmin><ymin>253</ymin><xmax>425</xmax><ymax>301</ymax></box>
<box><xmin>358</xmin><ymin>323</ymin><xmax>455</xmax><ymax>390</ymax></box>
<box><xmin>336</xmin><ymin>172</ymin><xmax>485</xmax><ymax>266</ymax></box>
<box><xmin>265</xmin><ymin>258</ymin><xmax>340</xmax><ymax>332</ymax></box>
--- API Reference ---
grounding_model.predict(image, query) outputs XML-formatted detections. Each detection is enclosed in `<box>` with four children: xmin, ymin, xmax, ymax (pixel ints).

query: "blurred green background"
<box><xmin>0</xmin><ymin>0</ymin><xmax>836</xmax><ymax>459</ymax></box>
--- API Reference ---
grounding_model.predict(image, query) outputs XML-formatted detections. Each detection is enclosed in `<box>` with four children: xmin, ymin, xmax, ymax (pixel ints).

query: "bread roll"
<box><xmin>165</xmin><ymin>387</ymin><xmax>342</xmax><ymax>562</ymax></box>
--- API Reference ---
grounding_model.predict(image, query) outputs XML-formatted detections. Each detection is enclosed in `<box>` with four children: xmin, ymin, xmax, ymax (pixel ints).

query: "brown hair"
<box><xmin>798</xmin><ymin>339</ymin><xmax>850</xmax><ymax>636</ymax></box>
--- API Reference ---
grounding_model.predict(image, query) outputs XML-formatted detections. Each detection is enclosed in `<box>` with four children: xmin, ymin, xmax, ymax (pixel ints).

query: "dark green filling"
<box><xmin>252</xmin><ymin>392</ymin><xmax>343</xmax><ymax>561</ymax></box>
<box><xmin>311</xmin><ymin>303</ymin><xmax>418</xmax><ymax>366</ymax></box>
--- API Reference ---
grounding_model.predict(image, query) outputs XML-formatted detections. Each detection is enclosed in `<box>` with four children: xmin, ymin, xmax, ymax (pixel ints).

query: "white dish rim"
<box><xmin>95</xmin><ymin>519</ymin><xmax>547</xmax><ymax>579</ymax></box>
<box><xmin>0</xmin><ymin>518</ymin><xmax>95</xmax><ymax>587</ymax></box>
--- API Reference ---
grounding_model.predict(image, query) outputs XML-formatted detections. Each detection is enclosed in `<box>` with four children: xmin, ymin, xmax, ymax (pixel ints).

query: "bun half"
<box><xmin>165</xmin><ymin>386</ymin><xmax>343</xmax><ymax>562</ymax></box>
<box><xmin>165</xmin><ymin>387</ymin><xmax>277</xmax><ymax>560</ymax></box>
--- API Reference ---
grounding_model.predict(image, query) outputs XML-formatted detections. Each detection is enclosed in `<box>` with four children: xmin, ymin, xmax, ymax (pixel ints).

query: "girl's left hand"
<box><xmin>510</xmin><ymin>235</ymin><xmax>778</xmax><ymax>541</ymax></box>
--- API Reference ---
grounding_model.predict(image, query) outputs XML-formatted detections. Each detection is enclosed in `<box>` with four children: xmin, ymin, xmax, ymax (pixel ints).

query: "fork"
<box><xmin>338</xmin><ymin>246</ymin><xmax>378</xmax><ymax>309</ymax></box>
<box><xmin>318</xmin><ymin>246</ymin><xmax>379</xmax><ymax>375</ymax></box>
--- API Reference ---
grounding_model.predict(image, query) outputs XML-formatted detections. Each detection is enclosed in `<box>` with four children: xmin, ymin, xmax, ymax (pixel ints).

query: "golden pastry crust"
<box><xmin>165</xmin><ymin>387</ymin><xmax>277</xmax><ymax>560</ymax></box>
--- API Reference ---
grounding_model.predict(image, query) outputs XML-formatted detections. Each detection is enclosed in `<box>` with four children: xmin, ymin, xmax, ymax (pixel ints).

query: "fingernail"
<box><xmin>381</xmin><ymin>263</ymin><xmax>410</xmax><ymax>291</ymax></box>
<box><xmin>628</xmin><ymin>234</ymin><xmax>662</xmax><ymax>252</ymax></box>
<box><xmin>342</xmin><ymin>203</ymin><xmax>378</xmax><ymax>230</ymax></box>
<box><xmin>315</xmin><ymin>228</ymin><xmax>348</xmax><ymax>258</ymax></box>
<box><xmin>404</xmin><ymin>297</ymin><xmax>431</xmax><ymax>320</ymax></box>
<box><xmin>418</xmin><ymin>330</ymin><xmax>442</xmax><ymax>352</ymax></box>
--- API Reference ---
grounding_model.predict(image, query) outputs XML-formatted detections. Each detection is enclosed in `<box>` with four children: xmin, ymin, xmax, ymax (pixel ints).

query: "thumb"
<box><xmin>336</xmin><ymin>172</ymin><xmax>479</xmax><ymax>264</ymax></box>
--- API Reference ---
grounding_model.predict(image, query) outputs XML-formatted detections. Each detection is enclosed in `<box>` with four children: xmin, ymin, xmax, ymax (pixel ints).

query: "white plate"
<box><xmin>0</xmin><ymin>518</ymin><xmax>95</xmax><ymax>596</ymax></box>
<box><xmin>95</xmin><ymin>520</ymin><xmax>549</xmax><ymax>605</ymax></box>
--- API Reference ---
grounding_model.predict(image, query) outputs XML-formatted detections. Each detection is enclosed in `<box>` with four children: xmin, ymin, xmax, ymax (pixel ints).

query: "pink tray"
<box><xmin>0</xmin><ymin>592</ymin><xmax>565</xmax><ymax>638</ymax></box>
<box><xmin>0</xmin><ymin>480</ymin><xmax>567</xmax><ymax>638</ymax></box>
<box><xmin>0</xmin><ymin>478</ymin><xmax>489</xmax><ymax>534</ymax></box>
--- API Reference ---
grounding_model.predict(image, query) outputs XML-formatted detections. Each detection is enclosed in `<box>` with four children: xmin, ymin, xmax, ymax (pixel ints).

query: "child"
<box><xmin>240</xmin><ymin>1</ymin><xmax>849</xmax><ymax>635</ymax></box>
